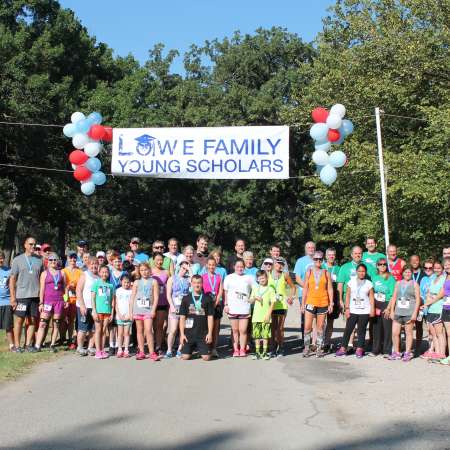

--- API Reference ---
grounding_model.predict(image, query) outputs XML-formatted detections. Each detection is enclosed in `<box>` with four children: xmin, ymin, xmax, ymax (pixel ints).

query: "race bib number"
<box><xmin>43</xmin><ymin>304</ymin><xmax>52</xmax><ymax>312</ymax></box>
<box><xmin>353</xmin><ymin>297</ymin><xmax>364</xmax><ymax>309</ymax></box>
<box><xmin>137</xmin><ymin>297</ymin><xmax>150</xmax><ymax>308</ymax></box>
<box><xmin>185</xmin><ymin>318</ymin><xmax>194</xmax><ymax>329</ymax></box>
<box><xmin>236</xmin><ymin>291</ymin><xmax>248</xmax><ymax>302</ymax></box>
<box><xmin>16</xmin><ymin>303</ymin><xmax>27</xmax><ymax>312</ymax></box>
<box><xmin>375</xmin><ymin>292</ymin><xmax>386</xmax><ymax>302</ymax></box>
<box><xmin>173</xmin><ymin>295</ymin><xmax>182</xmax><ymax>307</ymax></box>
<box><xmin>306</xmin><ymin>304</ymin><xmax>314</xmax><ymax>312</ymax></box>
<box><xmin>398</xmin><ymin>297</ymin><xmax>410</xmax><ymax>309</ymax></box>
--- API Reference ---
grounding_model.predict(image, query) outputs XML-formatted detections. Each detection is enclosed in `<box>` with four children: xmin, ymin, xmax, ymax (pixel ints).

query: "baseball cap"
<box><xmin>260</xmin><ymin>258</ymin><xmax>273</xmax><ymax>269</ymax></box>
<box><xmin>96</xmin><ymin>251</ymin><xmax>106</xmax><ymax>258</ymax></box>
<box><xmin>41</xmin><ymin>243</ymin><xmax>51</xmax><ymax>251</ymax></box>
<box><xmin>274</xmin><ymin>257</ymin><xmax>286</xmax><ymax>265</ymax></box>
<box><xmin>68</xmin><ymin>251</ymin><xmax>77</xmax><ymax>258</ymax></box>
<box><xmin>130</xmin><ymin>237</ymin><xmax>140</xmax><ymax>243</ymax></box>
<box><xmin>78</xmin><ymin>240</ymin><xmax>88</xmax><ymax>247</ymax></box>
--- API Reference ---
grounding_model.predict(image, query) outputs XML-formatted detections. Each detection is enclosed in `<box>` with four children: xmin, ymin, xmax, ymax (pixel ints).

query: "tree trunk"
<box><xmin>57</xmin><ymin>220</ymin><xmax>66</xmax><ymax>262</ymax></box>
<box><xmin>2</xmin><ymin>202</ymin><xmax>22</xmax><ymax>265</ymax></box>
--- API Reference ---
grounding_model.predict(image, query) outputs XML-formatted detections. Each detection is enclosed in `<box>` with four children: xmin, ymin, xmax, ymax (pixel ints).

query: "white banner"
<box><xmin>111</xmin><ymin>126</ymin><xmax>289</xmax><ymax>179</ymax></box>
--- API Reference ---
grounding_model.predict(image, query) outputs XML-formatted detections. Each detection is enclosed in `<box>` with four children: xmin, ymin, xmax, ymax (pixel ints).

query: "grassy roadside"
<box><xmin>0</xmin><ymin>330</ymin><xmax>61</xmax><ymax>382</ymax></box>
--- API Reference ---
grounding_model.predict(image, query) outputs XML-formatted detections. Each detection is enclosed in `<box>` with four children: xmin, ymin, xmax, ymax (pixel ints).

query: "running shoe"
<box><xmin>150</xmin><ymin>352</ymin><xmax>160</xmax><ymax>361</ymax></box>
<box><xmin>95</xmin><ymin>351</ymin><xmax>103</xmax><ymax>359</ymax></box>
<box><xmin>136</xmin><ymin>351</ymin><xmax>146</xmax><ymax>360</ymax></box>
<box><xmin>101</xmin><ymin>351</ymin><xmax>109</xmax><ymax>359</ymax></box>
<box><xmin>239</xmin><ymin>349</ymin><xmax>247</xmax><ymax>357</ymax></box>
<box><xmin>277</xmin><ymin>348</ymin><xmax>286</xmax><ymax>358</ymax></box>
<box><xmin>367</xmin><ymin>352</ymin><xmax>378</xmax><ymax>357</ymax></box>
<box><xmin>303</xmin><ymin>348</ymin><xmax>313</xmax><ymax>358</ymax></box>
<box><xmin>355</xmin><ymin>348</ymin><xmax>364</xmax><ymax>359</ymax></box>
<box><xmin>176</xmin><ymin>350</ymin><xmax>182</xmax><ymax>359</ymax></box>
<box><xmin>388</xmin><ymin>352</ymin><xmax>402</xmax><ymax>360</ymax></box>
<box><xmin>117</xmin><ymin>350</ymin><xmax>124</xmax><ymax>358</ymax></box>
<box><xmin>49</xmin><ymin>345</ymin><xmax>58</xmax><ymax>353</ymax></box>
<box><xmin>165</xmin><ymin>351</ymin><xmax>173</xmax><ymax>358</ymax></box>
<box><xmin>68</xmin><ymin>343</ymin><xmax>77</xmax><ymax>350</ymax></box>
<box><xmin>335</xmin><ymin>347</ymin><xmax>346</xmax><ymax>357</ymax></box>
<box><xmin>88</xmin><ymin>347</ymin><xmax>96</xmax><ymax>356</ymax></box>
<box><xmin>251</xmin><ymin>353</ymin><xmax>260</xmax><ymax>360</ymax></box>
<box><xmin>123</xmin><ymin>350</ymin><xmax>130</xmax><ymax>358</ymax></box>
<box><xmin>77</xmin><ymin>348</ymin><xmax>88</xmax><ymax>357</ymax></box>
<box><xmin>420</xmin><ymin>350</ymin><xmax>433</xmax><ymax>360</ymax></box>
<box><xmin>26</xmin><ymin>345</ymin><xmax>38</xmax><ymax>353</ymax></box>
<box><xmin>232</xmin><ymin>349</ymin><xmax>240</xmax><ymax>357</ymax></box>
<box><xmin>402</xmin><ymin>352</ymin><xmax>413</xmax><ymax>362</ymax></box>
<box><xmin>262</xmin><ymin>353</ymin><xmax>270</xmax><ymax>360</ymax></box>
<box><xmin>11</xmin><ymin>346</ymin><xmax>24</xmax><ymax>353</ymax></box>
<box><xmin>316</xmin><ymin>348</ymin><xmax>324</xmax><ymax>358</ymax></box>
<box><xmin>440</xmin><ymin>356</ymin><xmax>450</xmax><ymax>365</ymax></box>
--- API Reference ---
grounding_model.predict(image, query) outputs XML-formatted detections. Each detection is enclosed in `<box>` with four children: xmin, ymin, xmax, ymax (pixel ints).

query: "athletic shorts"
<box><xmin>252</xmin><ymin>322</ymin><xmax>271</xmax><ymax>339</ymax></box>
<box><xmin>14</xmin><ymin>297</ymin><xmax>39</xmax><ymax>318</ymax></box>
<box><xmin>394</xmin><ymin>315</ymin><xmax>413</xmax><ymax>325</ymax></box>
<box><xmin>0</xmin><ymin>305</ymin><xmax>13</xmax><ymax>330</ymax></box>
<box><xmin>97</xmin><ymin>313</ymin><xmax>111</xmax><ymax>321</ymax></box>
<box><xmin>42</xmin><ymin>299</ymin><xmax>64</xmax><ymax>317</ymax></box>
<box><xmin>181</xmin><ymin>336</ymin><xmax>211</xmax><ymax>356</ymax></box>
<box><xmin>214</xmin><ymin>304</ymin><xmax>223</xmax><ymax>320</ymax></box>
<box><xmin>228</xmin><ymin>314</ymin><xmax>251</xmax><ymax>320</ymax></box>
<box><xmin>116</xmin><ymin>319</ymin><xmax>132</xmax><ymax>326</ymax></box>
<box><xmin>133</xmin><ymin>313</ymin><xmax>152</xmax><ymax>321</ymax></box>
<box><xmin>77</xmin><ymin>307</ymin><xmax>94</xmax><ymax>333</ymax></box>
<box><xmin>441</xmin><ymin>309</ymin><xmax>450</xmax><ymax>322</ymax></box>
<box><xmin>272</xmin><ymin>309</ymin><xmax>287</xmax><ymax>316</ymax></box>
<box><xmin>426</xmin><ymin>312</ymin><xmax>442</xmax><ymax>325</ymax></box>
<box><xmin>156</xmin><ymin>305</ymin><xmax>169</xmax><ymax>312</ymax></box>
<box><xmin>305</xmin><ymin>304</ymin><xmax>328</xmax><ymax>315</ymax></box>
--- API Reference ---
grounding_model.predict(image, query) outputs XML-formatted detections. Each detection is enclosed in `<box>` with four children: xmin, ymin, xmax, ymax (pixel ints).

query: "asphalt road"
<box><xmin>1</xmin><ymin>305</ymin><xmax>450</xmax><ymax>450</ymax></box>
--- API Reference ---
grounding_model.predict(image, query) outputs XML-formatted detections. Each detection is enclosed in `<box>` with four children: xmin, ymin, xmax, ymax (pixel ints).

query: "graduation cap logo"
<box><xmin>135</xmin><ymin>134</ymin><xmax>156</xmax><ymax>156</ymax></box>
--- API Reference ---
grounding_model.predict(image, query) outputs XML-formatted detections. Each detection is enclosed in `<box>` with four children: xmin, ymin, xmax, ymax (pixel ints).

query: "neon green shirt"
<box><xmin>251</xmin><ymin>284</ymin><xmax>276</xmax><ymax>323</ymax></box>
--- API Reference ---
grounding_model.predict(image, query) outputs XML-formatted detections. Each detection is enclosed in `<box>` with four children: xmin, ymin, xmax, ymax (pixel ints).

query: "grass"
<box><xmin>0</xmin><ymin>330</ymin><xmax>61</xmax><ymax>382</ymax></box>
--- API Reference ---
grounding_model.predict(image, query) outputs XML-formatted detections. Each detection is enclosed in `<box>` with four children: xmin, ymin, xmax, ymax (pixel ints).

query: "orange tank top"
<box><xmin>62</xmin><ymin>267</ymin><xmax>82</xmax><ymax>304</ymax></box>
<box><xmin>306</xmin><ymin>269</ymin><xmax>329</xmax><ymax>307</ymax></box>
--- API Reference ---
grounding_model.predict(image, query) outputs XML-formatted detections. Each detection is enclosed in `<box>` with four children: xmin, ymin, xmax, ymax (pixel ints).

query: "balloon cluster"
<box><xmin>63</xmin><ymin>112</ymin><xmax>112</xmax><ymax>195</ymax></box>
<box><xmin>309</xmin><ymin>104</ymin><xmax>354</xmax><ymax>186</ymax></box>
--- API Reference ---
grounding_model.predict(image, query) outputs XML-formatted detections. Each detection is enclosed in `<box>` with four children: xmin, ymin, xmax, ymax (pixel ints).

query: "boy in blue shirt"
<box><xmin>0</xmin><ymin>251</ymin><xmax>14</xmax><ymax>350</ymax></box>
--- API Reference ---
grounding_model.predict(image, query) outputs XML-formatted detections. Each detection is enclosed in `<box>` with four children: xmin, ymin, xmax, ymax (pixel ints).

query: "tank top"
<box><xmin>79</xmin><ymin>271</ymin><xmax>98</xmax><ymax>309</ymax></box>
<box><xmin>305</xmin><ymin>268</ymin><xmax>328</xmax><ymax>307</ymax></box>
<box><xmin>171</xmin><ymin>274</ymin><xmax>190</xmax><ymax>310</ymax></box>
<box><xmin>152</xmin><ymin>270</ymin><xmax>169</xmax><ymax>306</ymax></box>
<box><xmin>62</xmin><ymin>267</ymin><xmax>82</xmax><ymax>303</ymax></box>
<box><xmin>428</xmin><ymin>274</ymin><xmax>447</xmax><ymax>314</ymax></box>
<box><xmin>109</xmin><ymin>270</ymin><xmax>125</xmax><ymax>289</ymax></box>
<box><xmin>443</xmin><ymin>279</ymin><xmax>450</xmax><ymax>310</ymax></box>
<box><xmin>388</xmin><ymin>258</ymin><xmax>404</xmax><ymax>281</ymax></box>
<box><xmin>202</xmin><ymin>272</ymin><xmax>221</xmax><ymax>297</ymax></box>
<box><xmin>394</xmin><ymin>280</ymin><xmax>416</xmax><ymax>317</ymax></box>
<box><xmin>269</xmin><ymin>271</ymin><xmax>288</xmax><ymax>310</ymax></box>
<box><xmin>134</xmin><ymin>278</ymin><xmax>154</xmax><ymax>314</ymax></box>
<box><xmin>43</xmin><ymin>270</ymin><xmax>64</xmax><ymax>303</ymax></box>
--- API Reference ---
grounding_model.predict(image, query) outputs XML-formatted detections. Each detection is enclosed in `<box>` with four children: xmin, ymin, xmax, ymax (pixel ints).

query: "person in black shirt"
<box><xmin>226</xmin><ymin>238</ymin><xmax>246</xmax><ymax>274</ymax></box>
<box><xmin>410</xmin><ymin>254</ymin><xmax>425</xmax><ymax>356</ymax></box>
<box><xmin>179</xmin><ymin>275</ymin><xmax>214</xmax><ymax>360</ymax></box>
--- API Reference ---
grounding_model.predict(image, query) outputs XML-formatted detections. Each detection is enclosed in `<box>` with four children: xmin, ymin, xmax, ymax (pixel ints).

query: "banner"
<box><xmin>111</xmin><ymin>126</ymin><xmax>289</xmax><ymax>179</ymax></box>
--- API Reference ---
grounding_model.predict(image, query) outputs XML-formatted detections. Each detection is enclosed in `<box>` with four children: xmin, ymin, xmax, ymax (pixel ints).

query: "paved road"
<box><xmin>1</xmin><ymin>305</ymin><xmax>450</xmax><ymax>450</ymax></box>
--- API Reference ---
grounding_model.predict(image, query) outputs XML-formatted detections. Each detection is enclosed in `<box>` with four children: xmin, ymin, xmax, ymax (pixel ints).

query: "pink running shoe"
<box><xmin>116</xmin><ymin>350</ymin><xmax>124</xmax><ymax>358</ymax></box>
<box><xmin>239</xmin><ymin>349</ymin><xmax>247</xmax><ymax>357</ymax></box>
<box><xmin>150</xmin><ymin>352</ymin><xmax>160</xmax><ymax>361</ymax></box>
<box><xmin>420</xmin><ymin>350</ymin><xmax>433</xmax><ymax>359</ymax></box>
<box><xmin>123</xmin><ymin>350</ymin><xmax>130</xmax><ymax>358</ymax></box>
<box><xmin>136</xmin><ymin>351</ymin><xmax>146</xmax><ymax>360</ymax></box>
<box><xmin>388</xmin><ymin>352</ymin><xmax>402</xmax><ymax>360</ymax></box>
<box><xmin>101</xmin><ymin>351</ymin><xmax>109</xmax><ymax>359</ymax></box>
<box><xmin>232</xmin><ymin>349</ymin><xmax>240</xmax><ymax>357</ymax></box>
<box><xmin>95</xmin><ymin>351</ymin><xmax>103</xmax><ymax>359</ymax></box>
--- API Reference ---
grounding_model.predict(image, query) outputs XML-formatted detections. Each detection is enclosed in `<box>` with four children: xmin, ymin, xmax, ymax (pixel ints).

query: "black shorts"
<box><xmin>156</xmin><ymin>305</ymin><xmax>169</xmax><ymax>312</ymax></box>
<box><xmin>14</xmin><ymin>297</ymin><xmax>39</xmax><ymax>318</ymax></box>
<box><xmin>181</xmin><ymin>336</ymin><xmax>211</xmax><ymax>356</ymax></box>
<box><xmin>0</xmin><ymin>305</ymin><xmax>13</xmax><ymax>330</ymax></box>
<box><xmin>426</xmin><ymin>312</ymin><xmax>442</xmax><ymax>325</ymax></box>
<box><xmin>272</xmin><ymin>309</ymin><xmax>287</xmax><ymax>316</ymax></box>
<box><xmin>441</xmin><ymin>309</ymin><xmax>450</xmax><ymax>322</ymax></box>
<box><xmin>305</xmin><ymin>304</ymin><xmax>328</xmax><ymax>315</ymax></box>
<box><xmin>214</xmin><ymin>304</ymin><xmax>223</xmax><ymax>320</ymax></box>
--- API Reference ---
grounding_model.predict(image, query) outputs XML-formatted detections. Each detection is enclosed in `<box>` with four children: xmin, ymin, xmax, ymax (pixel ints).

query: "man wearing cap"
<box><xmin>121</xmin><ymin>237</ymin><xmax>148</xmax><ymax>264</ymax></box>
<box><xmin>9</xmin><ymin>236</ymin><xmax>43</xmax><ymax>352</ymax></box>
<box><xmin>40</xmin><ymin>243</ymin><xmax>52</xmax><ymax>269</ymax></box>
<box><xmin>66</xmin><ymin>240</ymin><xmax>88</xmax><ymax>269</ymax></box>
<box><xmin>96</xmin><ymin>251</ymin><xmax>107</xmax><ymax>266</ymax></box>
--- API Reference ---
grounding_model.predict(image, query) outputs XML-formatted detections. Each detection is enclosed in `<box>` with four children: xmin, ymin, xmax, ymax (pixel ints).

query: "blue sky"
<box><xmin>59</xmin><ymin>0</ymin><xmax>334</xmax><ymax>74</ymax></box>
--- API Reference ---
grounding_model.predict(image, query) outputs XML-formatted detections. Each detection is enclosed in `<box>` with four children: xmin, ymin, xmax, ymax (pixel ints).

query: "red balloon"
<box><xmin>69</xmin><ymin>150</ymin><xmax>88</xmax><ymax>165</ymax></box>
<box><xmin>88</xmin><ymin>124</ymin><xmax>106</xmax><ymax>140</ymax></box>
<box><xmin>103</xmin><ymin>126</ymin><xmax>113</xmax><ymax>142</ymax></box>
<box><xmin>328</xmin><ymin>129</ymin><xmax>341</xmax><ymax>142</ymax></box>
<box><xmin>311</xmin><ymin>107</ymin><xmax>329</xmax><ymax>123</ymax></box>
<box><xmin>73</xmin><ymin>166</ymin><xmax>92</xmax><ymax>181</ymax></box>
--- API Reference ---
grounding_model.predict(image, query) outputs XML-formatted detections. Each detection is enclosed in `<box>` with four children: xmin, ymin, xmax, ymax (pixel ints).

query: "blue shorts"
<box><xmin>77</xmin><ymin>307</ymin><xmax>94</xmax><ymax>333</ymax></box>
<box><xmin>116</xmin><ymin>319</ymin><xmax>132</xmax><ymax>326</ymax></box>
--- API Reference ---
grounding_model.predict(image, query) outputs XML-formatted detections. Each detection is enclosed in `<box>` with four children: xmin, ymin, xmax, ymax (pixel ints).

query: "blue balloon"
<box><xmin>315</xmin><ymin>142</ymin><xmax>331</xmax><ymax>152</ymax></box>
<box><xmin>341</xmin><ymin>119</ymin><xmax>354</xmax><ymax>136</ymax></box>
<box><xmin>63</xmin><ymin>123</ymin><xmax>77</xmax><ymax>138</ymax></box>
<box><xmin>309</xmin><ymin>123</ymin><xmax>329</xmax><ymax>142</ymax></box>
<box><xmin>92</xmin><ymin>171</ymin><xmax>106</xmax><ymax>186</ymax></box>
<box><xmin>81</xmin><ymin>181</ymin><xmax>95</xmax><ymax>196</ymax></box>
<box><xmin>87</xmin><ymin>112</ymin><xmax>103</xmax><ymax>125</ymax></box>
<box><xmin>75</xmin><ymin>119</ymin><xmax>91</xmax><ymax>134</ymax></box>
<box><xmin>85</xmin><ymin>157</ymin><xmax>101</xmax><ymax>173</ymax></box>
<box><xmin>320</xmin><ymin>164</ymin><xmax>337</xmax><ymax>186</ymax></box>
<box><xmin>329</xmin><ymin>151</ymin><xmax>347</xmax><ymax>168</ymax></box>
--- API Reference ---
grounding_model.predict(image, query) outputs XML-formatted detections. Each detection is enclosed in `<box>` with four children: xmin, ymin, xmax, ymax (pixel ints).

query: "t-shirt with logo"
<box><xmin>10</xmin><ymin>254</ymin><xmax>43</xmax><ymax>298</ymax></box>
<box><xmin>91</xmin><ymin>279</ymin><xmax>115</xmax><ymax>314</ymax></box>
<box><xmin>0</xmin><ymin>266</ymin><xmax>11</xmax><ymax>306</ymax></box>
<box><xmin>223</xmin><ymin>273</ymin><xmax>254</xmax><ymax>315</ymax></box>
<box><xmin>347</xmin><ymin>279</ymin><xmax>373</xmax><ymax>315</ymax></box>
<box><xmin>115</xmin><ymin>287</ymin><xmax>132</xmax><ymax>318</ymax></box>
<box><xmin>362</xmin><ymin>252</ymin><xmax>386</xmax><ymax>279</ymax></box>
<box><xmin>250</xmin><ymin>284</ymin><xmax>276</xmax><ymax>323</ymax></box>
<box><xmin>337</xmin><ymin>260</ymin><xmax>360</xmax><ymax>297</ymax></box>
<box><xmin>372</xmin><ymin>274</ymin><xmax>396</xmax><ymax>304</ymax></box>
<box><xmin>179</xmin><ymin>293</ymin><xmax>214</xmax><ymax>339</ymax></box>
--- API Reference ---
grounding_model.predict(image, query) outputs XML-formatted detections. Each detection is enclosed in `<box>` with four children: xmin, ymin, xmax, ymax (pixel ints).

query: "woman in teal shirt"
<box><xmin>371</xmin><ymin>257</ymin><xmax>396</xmax><ymax>356</ymax></box>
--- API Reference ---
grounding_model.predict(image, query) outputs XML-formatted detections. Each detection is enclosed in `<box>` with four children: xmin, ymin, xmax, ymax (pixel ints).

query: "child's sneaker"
<box><xmin>232</xmin><ymin>349</ymin><xmax>240</xmax><ymax>357</ymax></box>
<box><xmin>136</xmin><ymin>351</ymin><xmax>146</xmax><ymax>360</ymax></box>
<box><xmin>239</xmin><ymin>349</ymin><xmax>247</xmax><ymax>357</ymax></box>
<box><xmin>251</xmin><ymin>353</ymin><xmax>260</xmax><ymax>360</ymax></box>
<box><xmin>388</xmin><ymin>352</ymin><xmax>402</xmax><ymax>360</ymax></box>
<box><xmin>116</xmin><ymin>349</ymin><xmax>124</xmax><ymax>358</ymax></box>
<box><xmin>95</xmin><ymin>351</ymin><xmax>103</xmax><ymax>359</ymax></box>
<box><xmin>262</xmin><ymin>352</ymin><xmax>270</xmax><ymax>360</ymax></box>
<box><xmin>402</xmin><ymin>351</ymin><xmax>413</xmax><ymax>362</ymax></box>
<box><xmin>176</xmin><ymin>350</ymin><xmax>182</xmax><ymax>359</ymax></box>
<box><xmin>101</xmin><ymin>351</ymin><xmax>109</xmax><ymax>359</ymax></box>
<box><xmin>335</xmin><ymin>347</ymin><xmax>347</xmax><ymax>357</ymax></box>
<box><xmin>355</xmin><ymin>348</ymin><xmax>364</xmax><ymax>359</ymax></box>
<box><xmin>165</xmin><ymin>351</ymin><xmax>173</xmax><ymax>358</ymax></box>
<box><xmin>420</xmin><ymin>350</ymin><xmax>433</xmax><ymax>360</ymax></box>
<box><xmin>123</xmin><ymin>350</ymin><xmax>130</xmax><ymax>358</ymax></box>
<box><xmin>88</xmin><ymin>347</ymin><xmax>96</xmax><ymax>356</ymax></box>
<box><xmin>150</xmin><ymin>352</ymin><xmax>160</xmax><ymax>361</ymax></box>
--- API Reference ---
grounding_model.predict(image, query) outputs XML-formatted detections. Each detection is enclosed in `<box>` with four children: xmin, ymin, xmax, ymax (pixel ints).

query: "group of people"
<box><xmin>1</xmin><ymin>234</ymin><xmax>449</xmax><ymax>364</ymax></box>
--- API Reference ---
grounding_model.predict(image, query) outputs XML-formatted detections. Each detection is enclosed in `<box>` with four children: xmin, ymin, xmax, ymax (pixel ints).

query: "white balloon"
<box><xmin>312</xmin><ymin>150</ymin><xmax>330</xmax><ymax>166</ymax></box>
<box><xmin>326</xmin><ymin>114</ymin><xmax>342</xmax><ymax>130</ymax></box>
<box><xmin>80</xmin><ymin>181</ymin><xmax>96</xmax><ymax>196</ymax></box>
<box><xmin>71</xmin><ymin>112</ymin><xmax>86</xmax><ymax>124</ymax></box>
<box><xmin>329</xmin><ymin>150</ymin><xmax>347</xmax><ymax>168</ymax></box>
<box><xmin>84</xmin><ymin>142</ymin><xmax>102</xmax><ymax>158</ymax></box>
<box><xmin>330</xmin><ymin>104</ymin><xmax>346</xmax><ymax>118</ymax></box>
<box><xmin>72</xmin><ymin>133</ymin><xmax>90</xmax><ymax>149</ymax></box>
<box><xmin>320</xmin><ymin>164</ymin><xmax>338</xmax><ymax>186</ymax></box>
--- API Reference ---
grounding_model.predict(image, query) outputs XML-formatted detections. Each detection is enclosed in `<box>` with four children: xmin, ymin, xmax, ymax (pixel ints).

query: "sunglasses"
<box><xmin>153</xmin><ymin>246</ymin><xmax>164</xmax><ymax>249</ymax></box>
<box><xmin>131</xmin><ymin>241</ymin><xmax>139</xmax><ymax>244</ymax></box>
<box><xmin>424</xmin><ymin>266</ymin><xmax>433</xmax><ymax>270</ymax></box>
<box><xmin>377</xmin><ymin>263</ymin><xmax>387</xmax><ymax>266</ymax></box>
<box><xmin>264</xmin><ymin>263</ymin><xmax>273</xmax><ymax>266</ymax></box>
<box><xmin>48</xmin><ymin>258</ymin><xmax>58</xmax><ymax>262</ymax></box>
<box><xmin>313</xmin><ymin>258</ymin><xmax>323</xmax><ymax>261</ymax></box>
